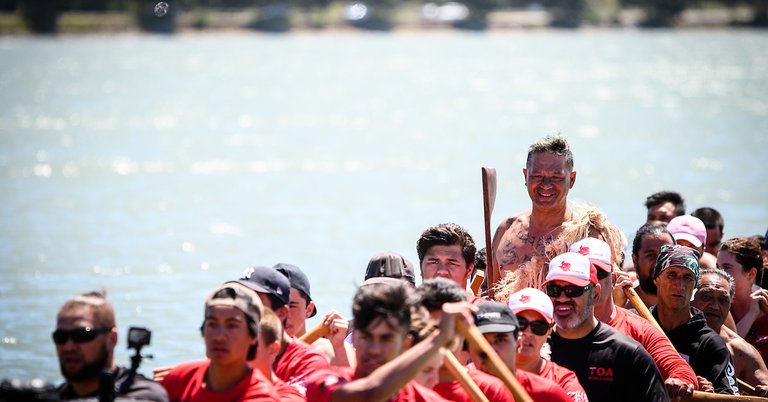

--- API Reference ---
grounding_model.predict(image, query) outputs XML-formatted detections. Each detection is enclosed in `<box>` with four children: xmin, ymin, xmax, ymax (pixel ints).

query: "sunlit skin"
<box><xmin>468</xmin><ymin>331</ymin><xmax>518</xmax><ymax>373</ymax></box>
<box><xmin>55</xmin><ymin>306</ymin><xmax>117</xmax><ymax>396</ymax></box>
<box><xmin>420</xmin><ymin>244</ymin><xmax>472</xmax><ymax>288</ymax></box>
<box><xmin>285</xmin><ymin>288</ymin><xmax>314</xmax><ymax>337</ymax></box>
<box><xmin>352</xmin><ymin>317</ymin><xmax>409</xmax><ymax>378</ymax></box>
<box><xmin>692</xmin><ymin>273</ymin><xmax>731</xmax><ymax>331</ymax></box>
<box><xmin>647</xmin><ymin>202</ymin><xmax>677</xmax><ymax>224</ymax></box>
<box><xmin>548</xmin><ymin>279</ymin><xmax>600</xmax><ymax>339</ymax></box>
<box><xmin>413</xmin><ymin>353</ymin><xmax>443</xmax><ymax>389</ymax></box>
<box><xmin>524</xmin><ymin>153</ymin><xmax>576</xmax><ymax>213</ymax></box>
<box><xmin>203</xmin><ymin>306</ymin><xmax>256</xmax><ymax>368</ymax></box>
<box><xmin>705</xmin><ymin>228</ymin><xmax>723</xmax><ymax>256</ymax></box>
<box><xmin>718</xmin><ymin>250</ymin><xmax>756</xmax><ymax>311</ymax></box>
<box><xmin>515</xmin><ymin>310</ymin><xmax>551</xmax><ymax>373</ymax></box>
<box><xmin>655</xmin><ymin>267</ymin><xmax>697</xmax><ymax>330</ymax></box>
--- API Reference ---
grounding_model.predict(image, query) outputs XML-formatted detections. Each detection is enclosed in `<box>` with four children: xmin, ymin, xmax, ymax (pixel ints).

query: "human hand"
<box><xmin>152</xmin><ymin>366</ymin><xmax>173</xmax><ymax>382</ymax></box>
<box><xmin>322</xmin><ymin>310</ymin><xmax>350</xmax><ymax>348</ymax></box>
<box><xmin>664</xmin><ymin>378</ymin><xmax>694</xmax><ymax>400</ymax></box>
<box><xmin>696</xmin><ymin>376</ymin><xmax>714</xmax><ymax>393</ymax></box>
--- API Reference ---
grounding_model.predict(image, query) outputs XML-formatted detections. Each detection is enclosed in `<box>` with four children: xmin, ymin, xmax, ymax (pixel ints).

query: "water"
<box><xmin>1</xmin><ymin>30</ymin><xmax>767</xmax><ymax>383</ymax></box>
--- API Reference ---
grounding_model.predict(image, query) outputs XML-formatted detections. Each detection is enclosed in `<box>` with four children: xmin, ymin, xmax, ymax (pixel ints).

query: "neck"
<box><xmin>731</xmin><ymin>293</ymin><xmax>752</xmax><ymax>321</ymax></box>
<box><xmin>656</xmin><ymin>304</ymin><xmax>692</xmax><ymax>331</ymax></box>
<box><xmin>438</xmin><ymin>366</ymin><xmax>455</xmax><ymax>383</ymax></box>
<box><xmin>635</xmin><ymin>286</ymin><xmax>656</xmax><ymax>308</ymax></box>
<box><xmin>556</xmin><ymin>315</ymin><xmax>598</xmax><ymax>339</ymax></box>
<box><xmin>530</xmin><ymin>205</ymin><xmax>570</xmax><ymax>229</ymax></box>
<box><xmin>70</xmin><ymin>377</ymin><xmax>101</xmax><ymax>397</ymax></box>
<box><xmin>295</xmin><ymin>324</ymin><xmax>306</xmax><ymax>338</ymax></box>
<box><xmin>516</xmin><ymin>355</ymin><xmax>543</xmax><ymax>374</ymax></box>
<box><xmin>594</xmin><ymin>299</ymin><xmax>616</xmax><ymax>323</ymax></box>
<box><xmin>206</xmin><ymin>362</ymin><xmax>250</xmax><ymax>392</ymax></box>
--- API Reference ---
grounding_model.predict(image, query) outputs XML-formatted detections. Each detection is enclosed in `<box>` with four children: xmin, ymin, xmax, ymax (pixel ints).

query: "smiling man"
<box><xmin>651</xmin><ymin>245</ymin><xmax>738</xmax><ymax>395</ymax></box>
<box><xmin>54</xmin><ymin>291</ymin><xmax>168</xmax><ymax>401</ymax></box>
<box><xmin>491</xmin><ymin>135</ymin><xmax>576</xmax><ymax>287</ymax></box>
<box><xmin>546</xmin><ymin>252</ymin><xmax>668</xmax><ymax>402</ymax></box>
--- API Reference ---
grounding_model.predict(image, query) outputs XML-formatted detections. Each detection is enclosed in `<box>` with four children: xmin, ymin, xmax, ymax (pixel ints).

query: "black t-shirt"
<box><xmin>58</xmin><ymin>366</ymin><xmax>168</xmax><ymax>402</ymax></box>
<box><xmin>651</xmin><ymin>306</ymin><xmax>739</xmax><ymax>395</ymax></box>
<box><xmin>549</xmin><ymin>321</ymin><xmax>669</xmax><ymax>402</ymax></box>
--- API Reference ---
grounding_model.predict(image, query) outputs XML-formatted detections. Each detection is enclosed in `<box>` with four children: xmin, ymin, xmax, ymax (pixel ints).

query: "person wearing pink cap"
<box><xmin>570</xmin><ymin>237</ymin><xmax>698</xmax><ymax>399</ymax></box>
<box><xmin>667</xmin><ymin>215</ymin><xmax>717</xmax><ymax>269</ymax></box>
<box><xmin>508</xmin><ymin>288</ymin><xmax>588</xmax><ymax>402</ymax></box>
<box><xmin>545</xmin><ymin>252</ymin><xmax>668</xmax><ymax>402</ymax></box>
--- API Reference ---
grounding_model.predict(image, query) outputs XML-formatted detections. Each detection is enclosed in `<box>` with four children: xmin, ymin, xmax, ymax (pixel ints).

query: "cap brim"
<box><xmin>673</xmin><ymin>233</ymin><xmax>703</xmax><ymax>248</ymax></box>
<box><xmin>476</xmin><ymin>323</ymin><xmax>518</xmax><ymax>334</ymax></box>
<box><xmin>510</xmin><ymin>306</ymin><xmax>553</xmax><ymax>324</ymax></box>
<box><xmin>591</xmin><ymin>260</ymin><xmax>612</xmax><ymax>273</ymax></box>
<box><xmin>230</xmin><ymin>280</ymin><xmax>272</xmax><ymax>296</ymax></box>
<box><xmin>543</xmin><ymin>275</ymin><xmax>590</xmax><ymax>287</ymax></box>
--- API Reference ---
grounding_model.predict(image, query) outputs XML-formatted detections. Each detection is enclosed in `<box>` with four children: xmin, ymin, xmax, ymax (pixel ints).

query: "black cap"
<box><xmin>474</xmin><ymin>302</ymin><xmax>519</xmax><ymax>334</ymax></box>
<box><xmin>364</xmin><ymin>251</ymin><xmax>416</xmax><ymax>286</ymax></box>
<box><xmin>274</xmin><ymin>263</ymin><xmax>317</xmax><ymax>318</ymax></box>
<box><xmin>237</xmin><ymin>266</ymin><xmax>290</xmax><ymax>309</ymax></box>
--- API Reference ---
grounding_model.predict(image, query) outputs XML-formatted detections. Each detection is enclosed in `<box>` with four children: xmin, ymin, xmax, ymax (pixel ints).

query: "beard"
<box><xmin>639</xmin><ymin>274</ymin><xmax>658</xmax><ymax>295</ymax></box>
<box><xmin>60</xmin><ymin>343</ymin><xmax>110</xmax><ymax>382</ymax></box>
<box><xmin>557</xmin><ymin>291</ymin><xmax>595</xmax><ymax>330</ymax></box>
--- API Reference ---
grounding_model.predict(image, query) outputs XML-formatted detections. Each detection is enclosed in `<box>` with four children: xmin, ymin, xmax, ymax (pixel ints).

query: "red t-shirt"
<box><xmin>273</xmin><ymin>338</ymin><xmax>330</xmax><ymax>394</ymax></box>
<box><xmin>271</xmin><ymin>377</ymin><xmax>305</xmax><ymax>402</ymax></box>
<box><xmin>609</xmin><ymin>306</ymin><xmax>698</xmax><ymax>388</ymax></box>
<box><xmin>161</xmin><ymin>360</ymin><xmax>279</xmax><ymax>402</ymax></box>
<box><xmin>538</xmin><ymin>359</ymin><xmax>588</xmax><ymax>402</ymax></box>
<box><xmin>433</xmin><ymin>366</ymin><xmax>514</xmax><ymax>402</ymax></box>
<box><xmin>305</xmin><ymin>367</ymin><xmax>448</xmax><ymax>402</ymax></box>
<box><xmin>745</xmin><ymin>313</ymin><xmax>768</xmax><ymax>361</ymax></box>
<box><xmin>516</xmin><ymin>370</ymin><xmax>571</xmax><ymax>402</ymax></box>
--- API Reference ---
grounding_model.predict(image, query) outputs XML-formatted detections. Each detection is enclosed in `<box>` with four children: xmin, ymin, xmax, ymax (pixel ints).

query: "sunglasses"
<box><xmin>52</xmin><ymin>327</ymin><xmax>111</xmax><ymax>345</ymax></box>
<box><xmin>545</xmin><ymin>283</ymin><xmax>593</xmax><ymax>298</ymax></box>
<box><xmin>516</xmin><ymin>316</ymin><xmax>551</xmax><ymax>336</ymax></box>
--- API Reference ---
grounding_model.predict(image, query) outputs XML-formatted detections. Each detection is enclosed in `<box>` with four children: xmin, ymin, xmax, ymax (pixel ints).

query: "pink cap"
<box><xmin>507</xmin><ymin>288</ymin><xmax>554</xmax><ymax>324</ymax></box>
<box><xmin>667</xmin><ymin>215</ymin><xmax>707</xmax><ymax>248</ymax></box>
<box><xmin>544</xmin><ymin>252</ymin><xmax>597</xmax><ymax>287</ymax></box>
<box><xmin>570</xmin><ymin>238</ymin><xmax>613</xmax><ymax>273</ymax></box>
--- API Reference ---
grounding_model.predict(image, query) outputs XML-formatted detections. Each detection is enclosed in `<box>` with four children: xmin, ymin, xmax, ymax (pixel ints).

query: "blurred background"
<box><xmin>1</xmin><ymin>0</ymin><xmax>767</xmax><ymax>390</ymax></box>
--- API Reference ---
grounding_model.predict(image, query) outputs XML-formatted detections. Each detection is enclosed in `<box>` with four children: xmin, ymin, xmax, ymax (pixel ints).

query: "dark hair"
<box><xmin>59</xmin><ymin>290</ymin><xmax>116</xmax><ymax>329</ymax></box>
<box><xmin>352</xmin><ymin>281</ymin><xmax>416</xmax><ymax>335</ymax></box>
<box><xmin>408</xmin><ymin>305</ymin><xmax>438</xmax><ymax>344</ymax></box>
<box><xmin>632</xmin><ymin>223</ymin><xmax>675</xmax><ymax>258</ymax></box>
<box><xmin>416</xmin><ymin>277</ymin><xmax>467</xmax><ymax>312</ymax></box>
<box><xmin>526</xmin><ymin>135</ymin><xmax>573</xmax><ymax>171</ymax></box>
<box><xmin>692</xmin><ymin>207</ymin><xmax>724</xmax><ymax>232</ymax></box>
<box><xmin>750</xmin><ymin>234</ymin><xmax>766</xmax><ymax>252</ymax></box>
<box><xmin>259</xmin><ymin>308</ymin><xmax>283</xmax><ymax>345</ymax></box>
<box><xmin>721</xmin><ymin>237</ymin><xmax>764</xmax><ymax>285</ymax></box>
<box><xmin>644</xmin><ymin>191</ymin><xmax>685</xmax><ymax>216</ymax></box>
<box><xmin>416</xmin><ymin>223</ymin><xmax>476</xmax><ymax>267</ymax></box>
<box><xmin>474</xmin><ymin>248</ymin><xmax>487</xmax><ymax>271</ymax></box>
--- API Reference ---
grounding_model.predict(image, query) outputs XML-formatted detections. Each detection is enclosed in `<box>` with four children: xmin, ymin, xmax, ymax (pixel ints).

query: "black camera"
<box><xmin>127</xmin><ymin>327</ymin><xmax>151</xmax><ymax>351</ymax></box>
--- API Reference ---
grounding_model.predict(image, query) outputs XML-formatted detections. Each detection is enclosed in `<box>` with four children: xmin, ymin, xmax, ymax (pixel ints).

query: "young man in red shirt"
<box><xmin>417</xmin><ymin>223</ymin><xmax>484</xmax><ymax>304</ymax></box>
<box><xmin>305</xmin><ymin>280</ymin><xmax>473</xmax><ymax>402</ymax></box>
<box><xmin>161</xmin><ymin>282</ymin><xmax>278</xmax><ymax>402</ymax></box>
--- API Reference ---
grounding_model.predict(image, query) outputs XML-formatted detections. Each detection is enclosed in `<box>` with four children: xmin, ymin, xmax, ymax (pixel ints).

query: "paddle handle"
<box><xmin>624</xmin><ymin>287</ymin><xmax>667</xmax><ymax>335</ymax></box>
<box><xmin>470</xmin><ymin>269</ymin><xmax>485</xmax><ymax>297</ymax></box>
<box><xmin>441</xmin><ymin>348</ymin><xmax>490</xmax><ymax>402</ymax></box>
<box><xmin>299</xmin><ymin>321</ymin><xmax>331</xmax><ymax>344</ymax></box>
<box><xmin>681</xmin><ymin>390</ymin><xmax>768</xmax><ymax>401</ymax></box>
<box><xmin>456</xmin><ymin>318</ymin><xmax>533</xmax><ymax>402</ymax></box>
<box><xmin>481</xmin><ymin>167</ymin><xmax>497</xmax><ymax>298</ymax></box>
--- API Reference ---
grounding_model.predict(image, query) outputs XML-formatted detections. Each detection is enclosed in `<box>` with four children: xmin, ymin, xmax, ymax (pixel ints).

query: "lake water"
<box><xmin>1</xmin><ymin>30</ymin><xmax>767</xmax><ymax>383</ymax></box>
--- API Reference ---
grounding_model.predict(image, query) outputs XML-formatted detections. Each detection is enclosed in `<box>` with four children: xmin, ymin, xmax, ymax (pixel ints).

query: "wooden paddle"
<box><xmin>456</xmin><ymin>317</ymin><xmax>533</xmax><ymax>402</ymax></box>
<box><xmin>623</xmin><ymin>287</ymin><xmax>758</xmax><ymax>395</ymax></box>
<box><xmin>481</xmin><ymin>167</ymin><xmax>497</xmax><ymax>299</ymax></box>
<box><xmin>680</xmin><ymin>391</ymin><xmax>768</xmax><ymax>401</ymax></box>
<box><xmin>299</xmin><ymin>321</ymin><xmax>331</xmax><ymax>344</ymax></box>
<box><xmin>441</xmin><ymin>348</ymin><xmax>490</xmax><ymax>402</ymax></box>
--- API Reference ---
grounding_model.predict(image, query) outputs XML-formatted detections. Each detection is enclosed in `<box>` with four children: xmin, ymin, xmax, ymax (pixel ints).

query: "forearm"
<box><xmin>330</xmin><ymin>331</ymin><xmax>444</xmax><ymax>402</ymax></box>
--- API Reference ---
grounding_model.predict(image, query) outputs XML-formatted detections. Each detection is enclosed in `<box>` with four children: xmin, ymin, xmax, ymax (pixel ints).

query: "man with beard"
<box><xmin>616</xmin><ymin>223</ymin><xmax>675</xmax><ymax>309</ymax></box>
<box><xmin>53</xmin><ymin>291</ymin><xmax>168</xmax><ymax>401</ymax></box>
<box><xmin>546</xmin><ymin>252</ymin><xmax>669</xmax><ymax>402</ymax></box>
<box><xmin>491</xmin><ymin>135</ymin><xmax>577</xmax><ymax>287</ymax></box>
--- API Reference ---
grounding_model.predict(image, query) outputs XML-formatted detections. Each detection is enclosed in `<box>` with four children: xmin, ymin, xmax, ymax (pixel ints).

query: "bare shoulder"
<box><xmin>495</xmin><ymin>211</ymin><xmax>531</xmax><ymax>234</ymax></box>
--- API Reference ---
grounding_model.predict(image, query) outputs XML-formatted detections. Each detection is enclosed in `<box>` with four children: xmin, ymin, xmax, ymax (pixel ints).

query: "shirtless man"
<box><xmin>692</xmin><ymin>268</ymin><xmax>768</xmax><ymax>393</ymax></box>
<box><xmin>491</xmin><ymin>135</ymin><xmax>576</xmax><ymax>287</ymax></box>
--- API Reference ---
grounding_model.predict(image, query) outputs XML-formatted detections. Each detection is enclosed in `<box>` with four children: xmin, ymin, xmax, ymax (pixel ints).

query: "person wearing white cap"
<box><xmin>570</xmin><ymin>237</ymin><xmax>698</xmax><ymax>399</ymax></box>
<box><xmin>545</xmin><ymin>252</ymin><xmax>668</xmax><ymax>402</ymax></box>
<box><xmin>508</xmin><ymin>288</ymin><xmax>588</xmax><ymax>402</ymax></box>
<box><xmin>667</xmin><ymin>215</ymin><xmax>717</xmax><ymax>269</ymax></box>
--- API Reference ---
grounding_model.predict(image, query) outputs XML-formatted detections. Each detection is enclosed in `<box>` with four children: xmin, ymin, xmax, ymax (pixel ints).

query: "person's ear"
<box><xmin>523</xmin><ymin>168</ymin><xmax>528</xmax><ymax>185</ymax></box>
<box><xmin>305</xmin><ymin>301</ymin><xmax>315</xmax><ymax>319</ymax></box>
<box><xmin>593</xmin><ymin>283</ymin><xmax>602</xmax><ymax>303</ymax></box>
<box><xmin>569</xmin><ymin>171</ymin><xmax>577</xmax><ymax>189</ymax></box>
<box><xmin>107</xmin><ymin>328</ymin><xmax>118</xmax><ymax>350</ymax></box>
<box><xmin>747</xmin><ymin>267</ymin><xmax>758</xmax><ymax>281</ymax></box>
<box><xmin>465</xmin><ymin>263</ymin><xmax>474</xmax><ymax>281</ymax></box>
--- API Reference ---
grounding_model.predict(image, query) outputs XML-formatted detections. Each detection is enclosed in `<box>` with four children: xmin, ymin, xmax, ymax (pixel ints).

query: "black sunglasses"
<box><xmin>545</xmin><ymin>283</ymin><xmax>593</xmax><ymax>298</ymax></box>
<box><xmin>516</xmin><ymin>316</ymin><xmax>551</xmax><ymax>336</ymax></box>
<box><xmin>52</xmin><ymin>327</ymin><xmax>111</xmax><ymax>345</ymax></box>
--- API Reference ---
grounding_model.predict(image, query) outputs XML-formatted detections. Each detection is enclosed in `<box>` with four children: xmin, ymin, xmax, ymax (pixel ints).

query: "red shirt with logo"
<box><xmin>273</xmin><ymin>338</ymin><xmax>330</xmax><ymax>395</ymax></box>
<box><xmin>305</xmin><ymin>367</ymin><xmax>448</xmax><ymax>402</ymax></box>
<box><xmin>161</xmin><ymin>360</ymin><xmax>279</xmax><ymax>402</ymax></box>
<box><xmin>538</xmin><ymin>359</ymin><xmax>588</xmax><ymax>402</ymax></box>
<box><xmin>271</xmin><ymin>377</ymin><xmax>305</xmax><ymax>402</ymax></box>
<box><xmin>609</xmin><ymin>306</ymin><xmax>698</xmax><ymax>388</ymax></box>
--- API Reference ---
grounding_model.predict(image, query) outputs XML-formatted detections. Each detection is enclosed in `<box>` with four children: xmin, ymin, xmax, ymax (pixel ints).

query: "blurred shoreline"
<box><xmin>1</xmin><ymin>4</ymin><xmax>764</xmax><ymax>36</ymax></box>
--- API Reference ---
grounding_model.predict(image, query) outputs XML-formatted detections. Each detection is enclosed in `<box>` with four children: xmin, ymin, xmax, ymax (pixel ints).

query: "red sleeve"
<box><xmin>275</xmin><ymin>340</ymin><xmax>331</xmax><ymax>387</ymax></box>
<box><xmin>304</xmin><ymin>368</ymin><xmax>350</xmax><ymax>402</ymax></box>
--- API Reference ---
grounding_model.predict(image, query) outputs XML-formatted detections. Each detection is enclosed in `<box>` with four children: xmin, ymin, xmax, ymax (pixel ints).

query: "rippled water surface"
<box><xmin>1</xmin><ymin>30</ymin><xmax>767</xmax><ymax>382</ymax></box>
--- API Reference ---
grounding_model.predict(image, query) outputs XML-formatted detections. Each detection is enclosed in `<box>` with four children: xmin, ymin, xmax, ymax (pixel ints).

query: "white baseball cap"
<box><xmin>507</xmin><ymin>288</ymin><xmax>554</xmax><ymax>324</ymax></box>
<box><xmin>570</xmin><ymin>238</ymin><xmax>613</xmax><ymax>274</ymax></box>
<box><xmin>544</xmin><ymin>252</ymin><xmax>597</xmax><ymax>287</ymax></box>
